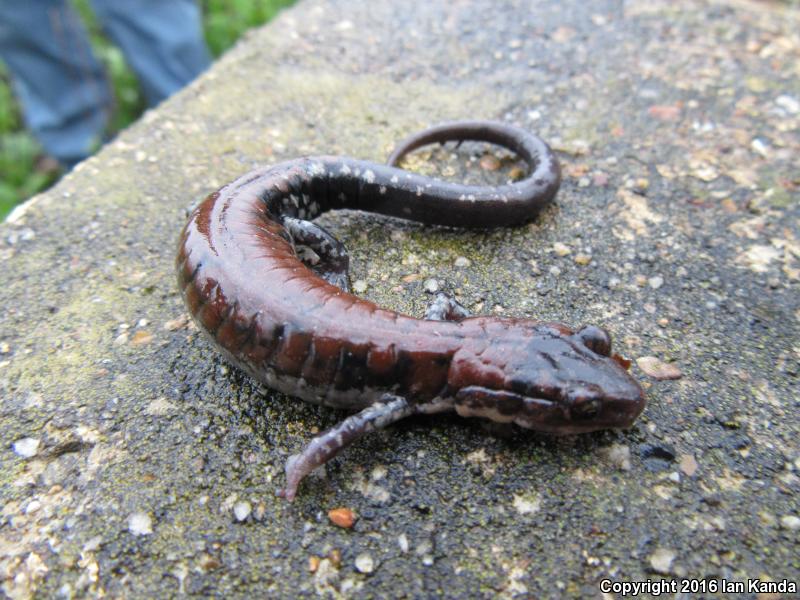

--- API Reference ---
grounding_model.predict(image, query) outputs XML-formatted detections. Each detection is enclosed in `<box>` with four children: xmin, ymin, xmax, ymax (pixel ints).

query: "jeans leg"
<box><xmin>0</xmin><ymin>1</ymin><xmax>112</xmax><ymax>167</ymax></box>
<box><xmin>90</xmin><ymin>0</ymin><xmax>210</xmax><ymax>107</ymax></box>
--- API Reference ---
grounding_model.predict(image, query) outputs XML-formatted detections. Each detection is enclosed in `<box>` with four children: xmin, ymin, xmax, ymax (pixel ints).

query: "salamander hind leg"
<box><xmin>424</xmin><ymin>291</ymin><xmax>471</xmax><ymax>322</ymax></box>
<box><xmin>277</xmin><ymin>395</ymin><xmax>415</xmax><ymax>501</ymax></box>
<box><xmin>282</xmin><ymin>216</ymin><xmax>351</xmax><ymax>291</ymax></box>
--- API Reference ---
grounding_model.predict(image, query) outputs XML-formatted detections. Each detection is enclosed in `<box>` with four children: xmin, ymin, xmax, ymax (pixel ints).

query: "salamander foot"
<box><xmin>283</xmin><ymin>216</ymin><xmax>351</xmax><ymax>292</ymax></box>
<box><xmin>424</xmin><ymin>291</ymin><xmax>471</xmax><ymax>322</ymax></box>
<box><xmin>277</xmin><ymin>395</ymin><xmax>414</xmax><ymax>501</ymax></box>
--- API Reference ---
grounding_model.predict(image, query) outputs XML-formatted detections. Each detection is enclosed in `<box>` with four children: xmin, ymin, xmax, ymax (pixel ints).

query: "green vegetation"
<box><xmin>0</xmin><ymin>0</ymin><xmax>295</xmax><ymax>220</ymax></box>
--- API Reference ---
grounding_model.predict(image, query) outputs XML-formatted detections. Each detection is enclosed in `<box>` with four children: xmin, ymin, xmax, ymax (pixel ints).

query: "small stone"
<box><xmin>738</xmin><ymin>244</ymin><xmax>781</xmax><ymax>273</ymax></box>
<box><xmin>355</xmin><ymin>553</ymin><xmax>375</xmax><ymax>574</ymax></box>
<box><xmin>328</xmin><ymin>548</ymin><xmax>342</xmax><ymax>567</ymax></box>
<box><xmin>750</xmin><ymin>138</ymin><xmax>769</xmax><ymax>158</ymax></box>
<box><xmin>759</xmin><ymin>511</ymin><xmax>777</xmax><ymax>527</ymax></box>
<box><xmin>308</xmin><ymin>556</ymin><xmax>320</xmax><ymax>573</ymax></box>
<box><xmin>198</xmin><ymin>553</ymin><xmax>221</xmax><ymax>571</ymax></box>
<box><xmin>603</xmin><ymin>443</ymin><xmax>632</xmax><ymax>471</ymax></box>
<box><xmin>6</xmin><ymin>228</ymin><xmax>36</xmax><ymax>245</ymax></box>
<box><xmin>553</xmin><ymin>242</ymin><xmax>571</xmax><ymax>257</ymax></box>
<box><xmin>454</xmin><ymin>256</ymin><xmax>471</xmax><ymax>267</ymax></box>
<box><xmin>574</xmin><ymin>253</ymin><xmax>592</xmax><ymax>266</ymax></box>
<box><xmin>20</xmin><ymin>553</ymin><xmax>47</xmax><ymax>586</ymax></box>
<box><xmin>233</xmin><ymin>501</ymin><xmax>251</xmax><ymax>522</ymax></box>
<box><xmin>82</xmin><ymin>536</ymin><xmax>102</xmax><ymax>553</ymax></box>
<box><xmin>648</xmin><ymin>275</ymin><xmax>664</xmax><ymax>289</ymax></box>
<box><xmin>128</xmin><ymin>512</ymin><xmax>153</xmax><ymax>536</ymax></box>
<box><xmin>512</xmin><ymin>493</ymin><xmax>541</xmax><ymax>515</ymax></box>
<box><xmin>352</xmin><ymin>280</ymin><xmax>368</xmax><ymax>294</ymax></box>
<box><xmin>508</xmin><ymin>166</ymin><xmax>526</xmax><ymax>181</ymax></box>
<box><xmin>648</xmin><ymin>105</ymin><xmax>681</xmax><ymax>121</ymax></box>
<box><xmin>479</xmin><ymin>154</ymin><xmax>500</xmax><ymax>171</ymax></box>
<box><xmin>328</xmin><ymin>507</ymin><xmax>356</xmax><ymax>529</ymax></box>
<box><xmin>745</xmin><ymin>75</ymin><xmax>767</xmax><ymax>93</ymax></box>
<box><xmin>13</xmin><ymin>437</ymin><xmax>40</xmax><ymax>458</ymax></box>
<box><xmin>649</xmin><ymin>547</ymin><xmax>675</xmax><ymax>574</ymax></box>
<box><xmin>679</xmin><ymin>454</ymin><xmax>698</xmax><ymax>476</ymax></box>
<box><xmin>398</xmin><ymin>533</ymin><xmax>409</xmax><ymax>553</ymax></box>
<box><xmin>637</xmin><ymin>356</ymin><xmax>683</xmax><ymax>380</ymax></box>
<box><xmin>668</xmin><ymin>472</ymin><xmax>681</xmax><ymax>483</ymax></box>
<box><xmin>551</xmin><ymin>25</ymin><xmax>575</xmax><ymax>43</ymax></box>
<box><xmin>0</xmin><ymin>341</ymin><xmax>10</xmax><ymax>354</ymax></box>
<box><xmin>164</xmin><ymin>315</ymin><xmax>190</xmax><ymax>331</ymax></box>
<box><xmin>780</xmin><ymin>515</ymin><xmax>800</xmax><ymax>531</ymax></box>
<box><xmin>423</xmin><ymin>279</ymin><xmax>439</xmax><ymax>293</ymax></box>
<box><xmin>720</xmin><ymin>198</ymin><xmax>738</xmax><ymax>213</ymax></box>
<box><xmin>146</xmin><ymin>397</ymin><xmax>176</xmax><ymax>416</ymax></box>
<box><xmin>776</xmin><ymin>94</ymin><xmax>799</xmax><ymax>114</ymax></box>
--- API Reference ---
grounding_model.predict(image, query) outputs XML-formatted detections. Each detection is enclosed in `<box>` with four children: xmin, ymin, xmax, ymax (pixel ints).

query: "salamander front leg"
<box><xmin>277</xmin><ymin>395</ymin><xmax>415</xmax><ymax>501</ymax></box>
<box><xmin>424</xmin><ymin>291</ymin><xmax>471</xmax><ymax>322</ymax></box>
<box><xmin>282</xmin><ymin>216</ymin><xmax>351</xmax><ymax>292</ymax></box>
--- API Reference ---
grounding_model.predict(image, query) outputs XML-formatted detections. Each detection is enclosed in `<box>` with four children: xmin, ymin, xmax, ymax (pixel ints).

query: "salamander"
<box><xmin>176</xmin><ymin>121</ymin><xmax>646</xmax><ymax>501</ymax></box>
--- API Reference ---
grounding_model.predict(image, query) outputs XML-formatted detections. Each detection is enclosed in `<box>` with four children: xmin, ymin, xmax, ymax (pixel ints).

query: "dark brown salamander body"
<box><xmin>176</xmin><ymin>121</ymin><xmax>646</xmax><ymax>500</ymax></box>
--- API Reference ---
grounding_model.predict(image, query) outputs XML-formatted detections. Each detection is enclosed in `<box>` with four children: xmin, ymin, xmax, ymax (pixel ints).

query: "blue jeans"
<box><xmin>0</xmin><ymin>0</ymin><xmax>210</xmax><ymax>167</ymax></box>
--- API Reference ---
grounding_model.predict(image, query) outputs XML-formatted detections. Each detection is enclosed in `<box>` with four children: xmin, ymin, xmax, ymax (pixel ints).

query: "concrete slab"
<box><xmin>1</xmin><ymin>0</ymin><xmax>798</xmax><ymax>597</ymax></box>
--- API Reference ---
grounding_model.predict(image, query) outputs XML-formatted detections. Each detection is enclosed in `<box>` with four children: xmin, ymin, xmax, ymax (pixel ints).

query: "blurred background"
<box><xmin>0</xmin><ymin>0</ymin><xmax>295</xmax><ymax>220</ymax></box>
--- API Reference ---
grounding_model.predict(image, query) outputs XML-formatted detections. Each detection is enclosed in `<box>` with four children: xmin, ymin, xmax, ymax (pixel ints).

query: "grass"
<box><xmin>0</xmin><ymin>0</ymin><xmax>295</xmax><ymax>220</ymax></box>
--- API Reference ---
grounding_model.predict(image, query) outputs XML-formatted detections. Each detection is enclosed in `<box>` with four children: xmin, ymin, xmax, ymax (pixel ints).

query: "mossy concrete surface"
<box><xmin>1</xmin><ymin>0</ymin><xmax>798</xmax><ymax>597</ymax></box>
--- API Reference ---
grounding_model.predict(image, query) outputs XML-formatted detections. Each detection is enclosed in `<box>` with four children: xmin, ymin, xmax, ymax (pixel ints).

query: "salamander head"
<box><xmin>448</xmin><ymin>321</ymin><xmax>646</xmax><ymax>434</ymax></box>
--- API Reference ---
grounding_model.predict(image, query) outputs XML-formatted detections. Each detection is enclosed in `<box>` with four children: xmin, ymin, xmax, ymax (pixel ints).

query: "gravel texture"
<box><xmin>1</xmin><ymin>0</ymin><xmax>798</xmax><ymax>597</ymax></box>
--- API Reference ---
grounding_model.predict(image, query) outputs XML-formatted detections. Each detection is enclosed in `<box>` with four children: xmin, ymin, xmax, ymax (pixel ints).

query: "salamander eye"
<box><xmin>576</xmin><ymin>325</ymin><xmax>612</xmax><ymax>357</ymax></box>
<box><xmin>565</xmin><ymin>386</ymin><xmax>602</xmax><ymax>419</ymax></box>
